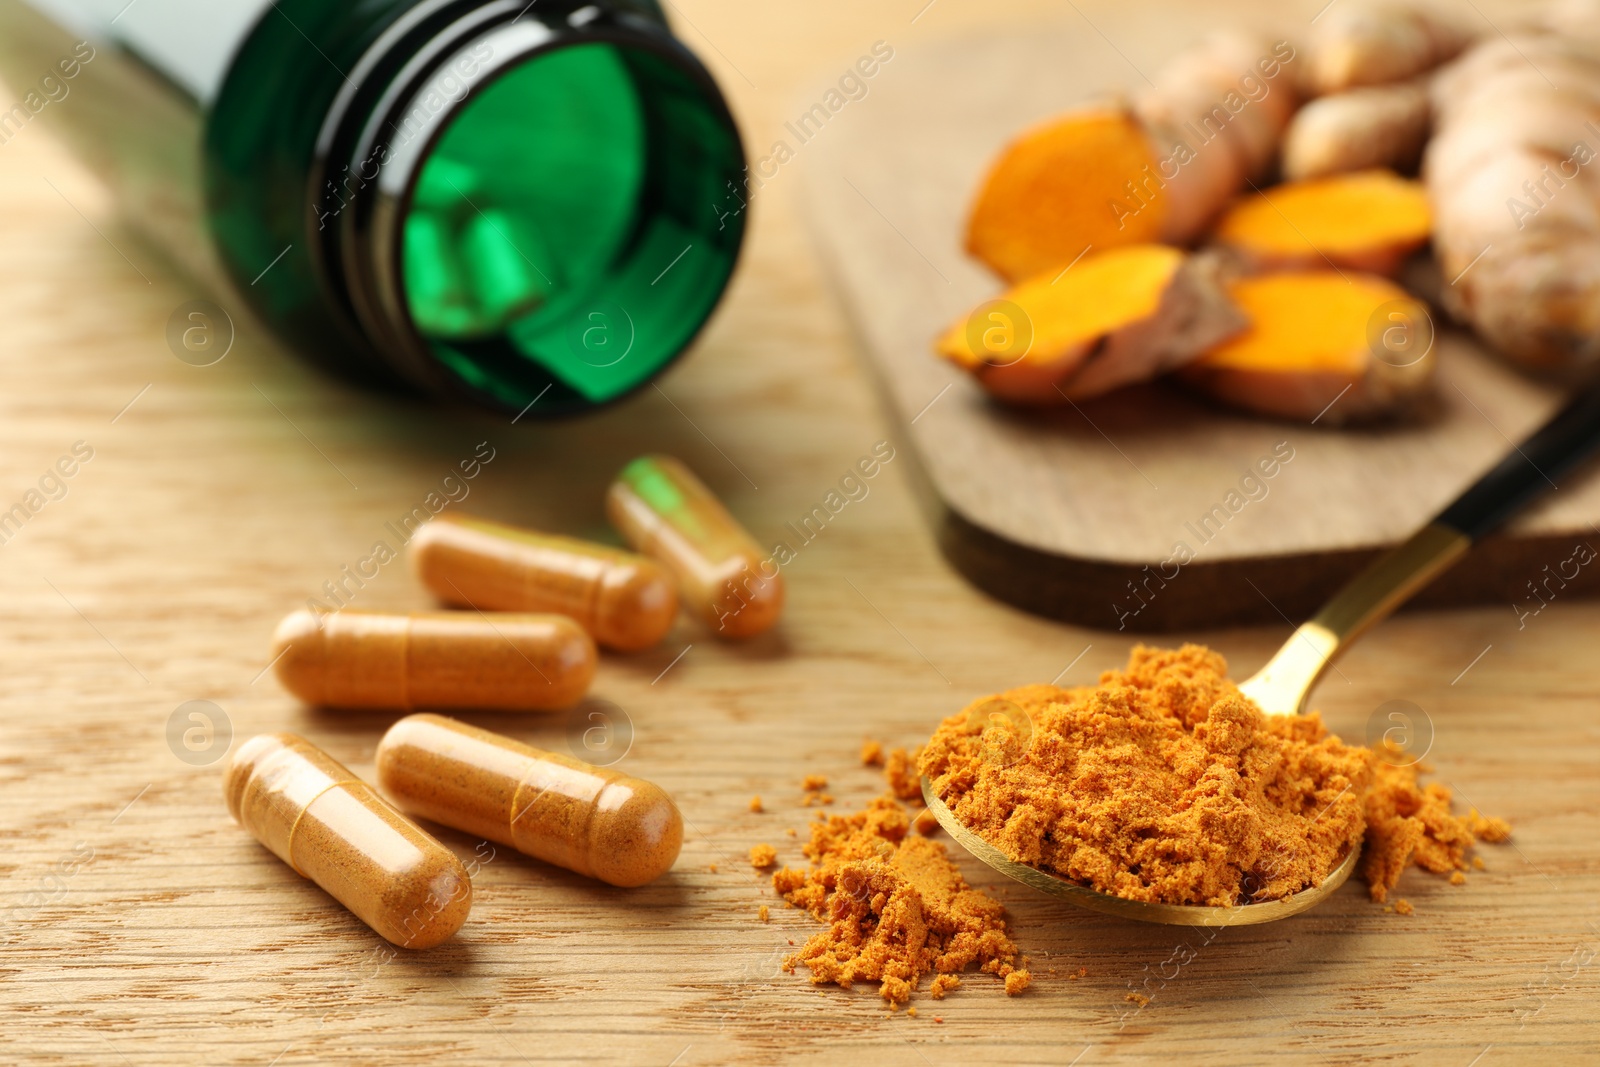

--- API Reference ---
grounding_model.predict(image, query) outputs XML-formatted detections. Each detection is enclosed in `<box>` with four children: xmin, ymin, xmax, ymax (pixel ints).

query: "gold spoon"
<box><xmin>924</xmin><ymin>382</ymin><xmax>1600</xmax><ymax>925</ymax></box>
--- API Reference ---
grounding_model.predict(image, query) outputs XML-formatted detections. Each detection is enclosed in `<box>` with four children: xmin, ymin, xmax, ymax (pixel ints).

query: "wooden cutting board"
<box><xmin>798</xmin><ymin>15</ymin><xmax>1600</xmax><ymax>631</ymax></box>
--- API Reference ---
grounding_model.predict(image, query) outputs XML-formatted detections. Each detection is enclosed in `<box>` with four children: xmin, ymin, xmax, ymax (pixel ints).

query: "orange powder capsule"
<box><xmin>409</xmin><ymin>514</ymin><xmax>678</xmax><ymax>652</ymax></box>
<box><xmin>376</xmin><ymin>713</ymin><xmax>683</xmax><ymax>888</ymax></box>
<box><xmin>605</xmin><ymin>455</ymin><xmax>783</xmax><ymax>639</ymax></box>
<box><xmin>272</xmin><ymin>609</ymin><xmax>595</xmax><ymax>711</ymax></box>
<box><xmin>224</xmin><ymin>732</ymin><xmax>471</xmax><ymax>949</ymax></box>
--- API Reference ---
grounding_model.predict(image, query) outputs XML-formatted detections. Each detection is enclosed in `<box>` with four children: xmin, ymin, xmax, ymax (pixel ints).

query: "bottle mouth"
<box><xmin>322</xmin><ymin>5</ymin><xmax>746</xmax><ymax>416</ymax></box>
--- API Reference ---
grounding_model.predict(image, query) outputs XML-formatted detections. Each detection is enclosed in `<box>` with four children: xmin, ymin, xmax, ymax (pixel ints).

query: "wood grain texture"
<box><xmin>799</xmin><ymin>7</ymin><xmax>1600</xmax><ymax>631</ymax></box>
<box><xmin>1</xmin><ymin>2</ymin><xmax>1596</xmax><ymax>1065</ymax></box>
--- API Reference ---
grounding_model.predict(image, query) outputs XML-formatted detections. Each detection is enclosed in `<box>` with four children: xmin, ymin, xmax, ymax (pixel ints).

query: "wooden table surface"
<box><xmin>3</xmin><ymin>2</ymin><xmax>1596</xmax><ymax>1064</ymax></box>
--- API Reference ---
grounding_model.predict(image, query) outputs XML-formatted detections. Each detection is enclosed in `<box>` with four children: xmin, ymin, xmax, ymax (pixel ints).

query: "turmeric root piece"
<box><xmin>966</xmin><ymin>34</ymin><xmax>1298</xmax><ymax>281</ymax></box>
<box><xmin>1211</xmin><ymin>169</ymin><xmax>1431</xmax><ymax>275</ymax></box>
<box><xmin>936</xmin><ymin>245</ymin><xmax>1245</xmax><ymax>404</ymax></box>
<box><xmin>1281</xmin><ymin>81</ymin><xmax>1431</xmax><ymax>180</ymax></box>
<box><xmin>965</xmin><ymin>107</ymin><xmax>1166</xmax><ymax>283</ymax></box>
<box><xmin>1182</xmin><ymin>272</ymin><xmax>1435</xmax><ymax>423</ymax></box>
<box><xmin>1307</xmin><ymin>1</ymin><xmax>1473</xmax><ymax>95</ymax></box>
<box><xmin>1425</xmin><ymin>28</ymin><xmax>1600</xmax><ymax>369</ymax></box>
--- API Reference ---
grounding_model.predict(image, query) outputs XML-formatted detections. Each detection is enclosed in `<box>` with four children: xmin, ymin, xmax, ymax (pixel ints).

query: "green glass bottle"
<box><xmin>0</xmin><ymin>0</ymin><xmax>746</xmax><ymax>416</ymax></box>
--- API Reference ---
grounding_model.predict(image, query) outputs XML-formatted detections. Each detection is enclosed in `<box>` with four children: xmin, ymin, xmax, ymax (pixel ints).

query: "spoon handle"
<box><xmin>1242</xmin><ymin>380</ymin><xmax>1600</xmax><ymax>716</ymax></box>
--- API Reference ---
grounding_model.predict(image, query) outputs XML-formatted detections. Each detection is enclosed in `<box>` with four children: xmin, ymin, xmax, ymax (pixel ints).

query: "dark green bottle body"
<box><xmin>0</xmin><ymin>0</ymin><xmax>747</xmax><ymax>417</ymax></box>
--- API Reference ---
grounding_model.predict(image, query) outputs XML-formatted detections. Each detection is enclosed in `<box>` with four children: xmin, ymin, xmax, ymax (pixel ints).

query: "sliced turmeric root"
<box><xmin>936</xmin><ymin>245</ymin><xmax>1245</xmax><ymax>404</ymax></box>
<box><xmin>1211</xmin><ymin>169</ymin><xmax>1431</xmax><ymax>275</ymax></box>
<box><xmin>966</xmin><ymin>34</ymin><xmax>1298</xmax><ymax>283</ymax></box>
<box><xmin>1182</xmin><ymin>271</ymin><xmax>1435</xmax><ymax>423</ymax></box>
<box><xmin>965</xmin><ymin>107</ymin><xmax>1167</xmax><ymax>284</ymax></box>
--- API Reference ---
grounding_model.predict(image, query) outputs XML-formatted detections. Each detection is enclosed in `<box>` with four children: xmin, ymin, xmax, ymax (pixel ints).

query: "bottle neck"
<box><xmin>310</xmin><ymin>1</ymin><xmax>746</xmax><ymax>415</ymax></box>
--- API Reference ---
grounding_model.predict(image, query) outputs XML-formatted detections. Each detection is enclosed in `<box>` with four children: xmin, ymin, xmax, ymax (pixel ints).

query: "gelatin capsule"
<box><xmin>272</xmin><ymin>609</ymin><xmax>595</xmax><ymax>711</ymax></box>
<box><xmin>377</xmin><ymin>713</ymin><xmax>683</xmax><ymax>888</ymax></box>
<box><xmin>402</xmin><ymin>208</ymin><xmax>482</xmax><ymax>340</ymax></box>
<box><xmin>461</xmin><ymin>209</ymin><xmax>550</xmax><ymax>327</ymax></box>
<box><xmin>225</xmin><ymin>732</ymin><xmax>471</xmax><ymax>949</ymax></box>
<box><xmin>411</xmin><ymin>514</ymin><xmax>679</xmax><ymax>652</ymax></box>
<box><xmin>606</xmin><ymin>455</ymin><xmax>783</xmax><ymax>639</ymax></box>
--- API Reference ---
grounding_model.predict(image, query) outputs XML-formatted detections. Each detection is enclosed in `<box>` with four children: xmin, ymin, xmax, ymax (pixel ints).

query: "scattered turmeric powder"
<box><xmin>1450</xmin><ymin>871</ymin><xmax>1467</xmax><ymax>886</ymax></box>
<box><xmin>750</xmin><ymin>844</ymin><xmax>778</xmax><ymax>869</ymax></box>
<box><xmin>906</xmin><ymin>1006</ymin><xmax>918</xmax><ymax>1018</ymax></box>
<box><xmin>1361</xmin><ymin>758</ymin><xmax>1509</xmax><ymax>902</ymax></box>
<box><xmin>861</xmin><ymin>739</ymin><xmax>885</xmax><ymax>766</ymax></box>
<box><xmin>772</xmin><ymin>795</ymin><xmax>1027</xmax><ymax>1004</ymax></box>
<box><xmin>750</xmin><ymin>795</ymin><xmax>764</xmax><ymax>813</ymax></box>
<box><xmin>1394</xmin><ymin>898</ymin><xmax>1415</xmax><ymax>916</ymax></box>
<box><xmin>884</xmin><ymin>746</ymin><xmax>922</xmax><ymax>801</ymax></box>
<box><xmin>802</xmin><ymin>774</ymin><xmax>828</xmax><ymax>792</ymax></box>
<box><xmin>920</xmin><ymin>645</ymin><xmax>1507</xmax><ymax>908</ymax></box>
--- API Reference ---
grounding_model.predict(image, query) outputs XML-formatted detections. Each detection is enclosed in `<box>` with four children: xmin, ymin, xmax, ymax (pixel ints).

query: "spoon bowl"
<box><xmin>921</xmin><ymin>776</ymin><xmax>1357</xmax><ymax>926</ymax></box>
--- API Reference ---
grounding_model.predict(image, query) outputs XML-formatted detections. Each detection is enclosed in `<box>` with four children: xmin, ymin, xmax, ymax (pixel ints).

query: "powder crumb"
<box><xmin>750</xmin><ymin>795</ymin><xmax>764</xmax><ymax>813</ymax></box>
<box><xmin>1395</xmin><ymin>899</ymin><xmax>1414</xmax><ymax>916</ymax></box>
<box><xmin>750</xmin><ymin>844</ymin><xmax>778</xmax><ymax>869</ymax></box>
<box><xmin>862</xmin><ymin>740</ymin><xmax>885</xmax><ymax>766</ymax></box>
<box><xmin>1125</xmin><ymin>992</ymin><xmax>1150</xmax><ymax>1007</ymax></box>
<box><xmin>708</xmin><ymin>864</ymin><xmax>718</xmax><ymax>874</ymax></box>
<box><xmin>820</xmin><ymin>794</ymin><xmax>834</xmax><ymax>805</ymax></box>
<box><xmin>1473</xmin><ymin>856</ymin><xmax>1486</xmax><ymax>871</ymax></box>
<box><xmin>933</xmin><ymin>1016</ymin><xmax>944</xmax><ymax>1024</ymax></box>
<box><xmin>788</xmin><ymin>939</ymin><xmax>795</xmax><ymax>946</ymax></box>
<box><xmin>785</xmin><ymin>828</ymin><xmax>797</xmax><ymax>837</ymax></box>
<box><xmin>930</xmin><ymin>975</ymin><xmax>960</xmax><ymax>999</ymax></box>
<box><xmin>759</xmin><ymin>905</ymin><xmax>770</xmax><ymax>922</ymax></box>
<box><xmin>906</xmin><ymin>1006</ymin><xmax>918</xmax><ymax>1018</ymax></box>
<box><xmin>884</xmin><ymin>746</ymin><xmax>923</xmax><ymax>800</ymax></box>
<box><xmin>914</xmin><ymin>809</ymin><xmax>939</xmax><ymax>836</ymax></box>
<box><xmin>1466</xmin><ymin>809</ymin><xmax>1512</xmax><ymax>842</ymax></box>
<box><xmin>1362</xmin><ymin>760</ymin><xmax>1510</xmax><ymax>902</ymax></box>
<box><xmin>802</xmin><ymin>774</ymin><xmax>828</xmax><ymax>792</ymax></box>
<box><xmin>1450</xmin><ymin>871</ymin><xmax>1467</xmax><ymax>886</ymax></box>
<box><xmin>772</xmin><ymin>796</ymin><xmax>1022</xmax><ymax>1004</ymax></box>
<box><xmin>1004</xmin><ymin>970</ymin><xmax>1032</xmax><ymax>996</ymax></box>
<box><xmin>801</xmin><ymin>794</ymin><xmax>816</xmax><ymax>807</ymax></box>
<box><xmin>1078</xmin><ymin>967</ymin><xmax>1088</xmax><ymax>978</ymax></box>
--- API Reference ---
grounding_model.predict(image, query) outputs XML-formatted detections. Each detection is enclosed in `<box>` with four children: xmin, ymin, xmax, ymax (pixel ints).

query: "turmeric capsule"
<box><xmin>272</xmin><ymin>609</ymin><xmax>594</xmax><ymax>711</ymax></box>
<box><xmin>376</xmin><ymin>713</ymin><xmax>683</xmax><ymax>888</ymax></box>
<box><xmin>224</xmin><ymin>732</ymin><xmax>471</xmax><ymax>949</ymax></box>
<box><xmin>606</xmin><ymin>455</ymin><xmax>783</xmax><ymax>639</ymax></box>
<box><xmin>409</xmin><ymin>514</ymin><xmax>678</xmax><ymax>652</ymax></box>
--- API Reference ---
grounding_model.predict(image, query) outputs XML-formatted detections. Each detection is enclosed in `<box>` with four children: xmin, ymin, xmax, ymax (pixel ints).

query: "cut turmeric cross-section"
<box><xmin>965</xmin><ymin>34</ymin><xmax>1298</xmax><ymax>283</ymax></box>
<box><xmin>936</xmin><ymin>245</ymin><xmax>1244</xmax><ymax>404</ymax></box>
<box><xmin>1211</xmin><ymin>169</ymin><xmax>1432</xmax><ymax>275</ymax></box>
<box><xmin>1182</xmin><ymin>271</ymin><xmax>1436</xmax><ymax>423</ymax></box>
<box><xmin>965</xmin><ymin>107</ymin><xmax>1167</xmax><ymax>284</ymax></box>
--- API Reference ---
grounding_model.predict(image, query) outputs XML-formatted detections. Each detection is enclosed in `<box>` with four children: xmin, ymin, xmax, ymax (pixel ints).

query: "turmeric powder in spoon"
<box><xmin>920</xmin><ymin>644</ymin><xmax>1505</xmax><ymax>907</ymax></box>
